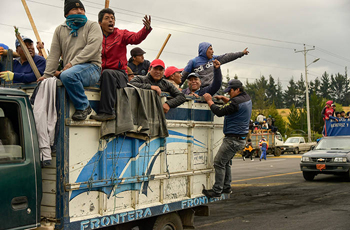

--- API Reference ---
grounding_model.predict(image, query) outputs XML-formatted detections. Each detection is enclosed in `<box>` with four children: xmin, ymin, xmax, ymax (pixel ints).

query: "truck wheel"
<box><xmin>274</xmin><ymin>148</ymin><xmax>281</xmax><ymax>156</ymax></box>
<box><xmin>303</xmin><ymin>171</ymin><xmax>315</xmax><ymax>181</ymax></box>
<box><xmin>153</xmin><ymin>213</ymin><xmax>183</xmax><ymax>230</ymax></box>
<box><xmin>294</xmin><ymin>147</ymin><xmax>299</xmax><ymax>154</ymax></box>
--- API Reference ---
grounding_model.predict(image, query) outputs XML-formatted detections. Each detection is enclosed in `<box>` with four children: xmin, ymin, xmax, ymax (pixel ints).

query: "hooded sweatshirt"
<box><xmin>181</xmin><ymin>42</ymin><xmax>244</xmax><ymax>87</ymax></box>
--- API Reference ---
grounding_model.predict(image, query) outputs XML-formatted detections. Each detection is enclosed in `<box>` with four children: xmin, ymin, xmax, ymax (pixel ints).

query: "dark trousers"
<box><xmin>99</xmin><ymin>69</ymin><xmax>128</xmax><ymax>115</ymax></box>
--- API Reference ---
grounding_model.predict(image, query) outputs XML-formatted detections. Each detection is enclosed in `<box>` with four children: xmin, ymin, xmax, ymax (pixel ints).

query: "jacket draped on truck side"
<box><xmin>101</xmin><ymin>87</ymin><xmax>169</xmax><ymax>138</ymax></box>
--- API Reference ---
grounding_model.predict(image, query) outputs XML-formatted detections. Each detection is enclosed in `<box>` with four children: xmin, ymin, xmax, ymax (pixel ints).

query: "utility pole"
<box><xmin>295</xmin><ymin>44</ymin><xmax>319</xmax><ymax>142</ymax></box>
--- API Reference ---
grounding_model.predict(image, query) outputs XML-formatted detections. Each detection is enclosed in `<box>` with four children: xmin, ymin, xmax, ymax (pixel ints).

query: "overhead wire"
<box><xmin>14</xmin><ymin>0</ymin><xmax>347</xmax><ymax>83</ymax></box>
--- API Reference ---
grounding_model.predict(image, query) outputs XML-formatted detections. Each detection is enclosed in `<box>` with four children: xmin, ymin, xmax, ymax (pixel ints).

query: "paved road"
<box><xmin>194</xmin><ymin>155</ymin><xmax>350</xmax><ymax>230</ymax></box>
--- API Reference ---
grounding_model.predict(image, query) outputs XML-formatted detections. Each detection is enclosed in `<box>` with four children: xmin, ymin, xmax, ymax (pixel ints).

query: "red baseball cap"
<box><xmin>164</xmin><ymin>66</ymin><xmax>184</xmax><ymax>78</ymax></box>
<box><xmin>326</xmin><ymin>100</ymin><xmax>333</xmax><ymax>106</ymax></box>
<box><xmin>150</xmin><ymin>59</ymin><xmax>165</xmax><ymax>69</ymax></box>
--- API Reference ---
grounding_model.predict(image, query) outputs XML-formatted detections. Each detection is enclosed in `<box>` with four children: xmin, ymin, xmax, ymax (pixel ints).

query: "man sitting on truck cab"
<box><xmin>129</xmin><ymin>59</ymin><xmax>186</xmax><ymax>113</ymax></box>
<box><xmin>38</xmin><ymin>0</ymin><xmax>103</xmax><ymax>121</ymax></box>
<box><xmin>0</xmin><ymin>36</ymin><xmax>46</xmax><ymax>83</ymax></box>
<box><xmin>90</xmin><ymin>8</ymin><xmax>152</xmax><ymax>122</ymax></box>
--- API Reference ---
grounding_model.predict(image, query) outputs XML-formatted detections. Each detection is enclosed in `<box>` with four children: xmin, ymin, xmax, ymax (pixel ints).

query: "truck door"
<box><xmin>0</xmin><ymin>97</ymin><xmax>41</xmax><ymax>230</ymax></box>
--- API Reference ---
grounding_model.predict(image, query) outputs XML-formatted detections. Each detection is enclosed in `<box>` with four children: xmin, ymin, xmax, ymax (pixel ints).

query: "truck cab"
<box><xmin>0</xmin><ymin>88</ymin><xmax>42</xmax><ymax>230</ymax></box>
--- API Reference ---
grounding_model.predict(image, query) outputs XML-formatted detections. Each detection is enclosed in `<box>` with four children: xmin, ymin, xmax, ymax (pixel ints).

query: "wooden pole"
<box><xmin>14</xmin><ymin>27</ymin><xmax>41</xmax><ymax>79</ymax></box>
<box><xmin>105</xmin><ymin>0</ymin><xmax>110</xmax><ymax>8</ymax></box>
<box><xmin>21</xmin><ymin>0</ymin><xmax>47</xmax><ymax>59</ymax></box>
<box><xmin>156</xmin><ymin>34</ymin><xmax>171</xmax><ymax>59</ymax></box>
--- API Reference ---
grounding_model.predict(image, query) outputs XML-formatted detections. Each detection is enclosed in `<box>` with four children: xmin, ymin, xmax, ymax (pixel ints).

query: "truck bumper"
<box><xmin>300</xmin><ymin>163</ymin><xmax>350</xmax><ymax>174</ymax></box>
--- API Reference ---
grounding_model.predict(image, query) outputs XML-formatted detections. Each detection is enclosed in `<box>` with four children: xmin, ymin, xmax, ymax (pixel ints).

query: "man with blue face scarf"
<box><xmin>40</xmin><ymin>0</ymin><xmax>103</xmax><ymax>121</ymax></box>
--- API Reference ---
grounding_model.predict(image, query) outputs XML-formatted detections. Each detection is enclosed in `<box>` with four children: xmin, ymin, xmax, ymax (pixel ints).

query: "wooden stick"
<box><xmin>14</xmin><ymin>27</ymin><xmax>41</xmax><ymax>79</ymax></box>
<box><xmin>105</xmin><ymin>0</ymin><xmax>110</xmax><ymax>8</ymax></box>
<box><xmin>156</xmin><ymin>34</ymin><xmax>171</xmax><ymax>59</ymax></box>
<box><xmin>21</xmin><ymin>0</ymin><xmax>47</xmax><ymax>59</ymax></box>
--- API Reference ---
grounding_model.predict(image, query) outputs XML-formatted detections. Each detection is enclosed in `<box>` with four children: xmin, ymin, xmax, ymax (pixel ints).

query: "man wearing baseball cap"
<box><xmin>164</xmin><ymin>66</ymin><xmax>184</xmax><ymax>90</ymax></box>
<box><xmin>0</xmin><ymin>35</ymin><xmax>46</xmax><ymax>83</ymax></box>
<box><xmin>202</xmin><ymin>79</ymin><xmax>252</xmax><ymax>198</ymax></box>
<box><xmin>182</xmin><ymin>59</ymin><xmax>222</xmax><ymax>96</ymax></box>
<box><xmin>127</xmin><ymin>47</ymin><xmax>150</xmax><ymax>76</ymax></box>
<box><xmin>129</xmin><ymin>59</ymin><xmax>186</xmax><ymax>113</ymax></box>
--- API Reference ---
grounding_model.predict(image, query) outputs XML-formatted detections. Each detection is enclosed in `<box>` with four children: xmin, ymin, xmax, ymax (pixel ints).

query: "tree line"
<box><xmin>228</xmin><ymin>71</ymin><xmax>348</xmax><ymax>139</ymax></box>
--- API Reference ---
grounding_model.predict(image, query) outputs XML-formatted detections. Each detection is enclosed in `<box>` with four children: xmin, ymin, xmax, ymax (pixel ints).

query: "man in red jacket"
<box><xmin>91</xmin><ymin>8</ymin><xmax>152</xmax><ymax>121</ymax></box>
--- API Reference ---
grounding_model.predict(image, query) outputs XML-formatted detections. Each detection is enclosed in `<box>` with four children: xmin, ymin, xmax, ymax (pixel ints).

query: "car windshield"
<box><xmin>285</xmin><ymin>138</ymin><xmax>300</xmax><ymax>143</ymax></box>
<box><xmin>315</xmin><ymin>138</ymin><xmax>350</xmax><ymax>150</ymax></box>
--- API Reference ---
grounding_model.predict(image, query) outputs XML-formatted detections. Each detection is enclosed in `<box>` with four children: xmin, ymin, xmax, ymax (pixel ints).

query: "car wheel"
<box><xmin>303</xmin><ymin>171</ymin><xmax>315</xmax><ymax>181</ymax></box>
<box><xmin>294</xmin><ymin>147</ymin><xmax>299</xmax><ymax>154</ymax></box>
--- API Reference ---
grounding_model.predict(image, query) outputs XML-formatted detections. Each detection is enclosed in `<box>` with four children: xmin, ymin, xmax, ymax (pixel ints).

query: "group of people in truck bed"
<box><xmin>1</xmin><ymin>1</ymin><xmax>254</xmax><ymax>201</ymax></box>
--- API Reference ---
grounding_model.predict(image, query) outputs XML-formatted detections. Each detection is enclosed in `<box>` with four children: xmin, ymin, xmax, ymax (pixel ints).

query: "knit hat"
<box><xmin>326</xmin><ymin>100</ymin><xmax>333</xmax><ymax>106</ymax></box>
<box><xmin>64</xmin><ymin>0</ymin><xmax>85</xmax><ymax>17</ymax></box>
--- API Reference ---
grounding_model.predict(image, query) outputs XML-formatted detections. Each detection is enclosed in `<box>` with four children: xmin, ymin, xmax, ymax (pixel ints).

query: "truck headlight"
<box><xmin>301</xmin><ymin>156</ymin><xmax>311</xmax><ymax>162</ymax></box>
<box><xmin>334</xmin><ymin>157</ymin><xmax>347</xmax><ymax>163</ymax></box>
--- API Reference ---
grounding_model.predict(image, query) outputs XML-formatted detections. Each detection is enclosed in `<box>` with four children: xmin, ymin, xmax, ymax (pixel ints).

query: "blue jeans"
<box><xmin>260</xmin><ymin>147</ymin><xmax>267</xmax><ymax>160</ymax></box>
<box><xmin>60</xmin><ymin>63</ymin><xmax>101</xmax><ymax>110</ymax></box>
<box><xmin>213</xmin><ymin>136</ymin><xmax>245</xmax><ymax>193</ymax></box>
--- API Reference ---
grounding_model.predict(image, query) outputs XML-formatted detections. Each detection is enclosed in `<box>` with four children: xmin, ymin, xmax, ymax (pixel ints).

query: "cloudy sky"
<box><xmin>1</xmin><ymin>0</ymin><xmax>349</xmax><ymax>88</ymax></box>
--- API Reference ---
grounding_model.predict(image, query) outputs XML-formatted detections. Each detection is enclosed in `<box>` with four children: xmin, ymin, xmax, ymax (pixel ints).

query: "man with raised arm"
<box><xmin>91</xmin><ymin>8</ymin><xmax>152</xmax><ymax>121</ymax></box>
<box><xmin>182</xmin><ymin>59</ymin><xmax>222</xmax><ymax>97</ymax></box>
<box><xmin>181</xmin><ymin>42</ymin><xmax>249</xmax><ymax>87</ymax></box>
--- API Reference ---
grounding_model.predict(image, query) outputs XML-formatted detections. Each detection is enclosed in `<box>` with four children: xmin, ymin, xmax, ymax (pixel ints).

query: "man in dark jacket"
<box><xmin>202</xmin><ymin>79</ymin><xmax>252</xmax><ymax>198</ymax></box>
<box><xmin>182</xmin><ymin>59</ymin><xmax>222</xmax><ymax>96</ymax></box>
<box><xmin>91</xmin><ymin>8</ymin><xmax>151</xmax><ymax>121</ymax></box>
<box><xmin>127</xmin><ymin>47</ymin><xmax>150</xmax><ymax>76</ymax></box>
<box><xmin>181</xmin><ymin>42</ymin><xmax>249</xmax><ymax>87</ymax></box>
<box><xmin>129</xmin><ymin>59</ymin><xmax>186</xmax><ymax>113</ymax></box>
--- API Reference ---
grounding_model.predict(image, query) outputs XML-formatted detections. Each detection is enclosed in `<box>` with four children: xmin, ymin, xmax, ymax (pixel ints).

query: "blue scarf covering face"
<box><xmin>66</xmin><ymin>14</ymin><xmax>87</xmax><ymax>37</ymax></box>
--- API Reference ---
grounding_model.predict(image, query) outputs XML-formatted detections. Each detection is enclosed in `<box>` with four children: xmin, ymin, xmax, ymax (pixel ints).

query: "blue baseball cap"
<box><xmin>224</xmin><ymin>79</ymin><xmax>243</xmax><ymax>93</ymax></box>
<box><xmin>15</xmin><ymin>36</ymin><xmax>33</xmax><ymax>48</ymax></box>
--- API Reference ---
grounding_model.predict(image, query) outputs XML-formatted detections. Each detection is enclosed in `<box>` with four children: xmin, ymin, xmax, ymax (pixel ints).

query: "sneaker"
<box><xmin>222</xmin><ymin>188</ymin><xmax>232</xmax><ymax>194</ymax></box>
<box><xmin>251</xmin><ymin>159</ymin><xmax>254</xmax><ymax>161</ymax></box>
<box><xmin>243</xmin><ymin>156</ymin><xmax>246</xmax><ymax>161</ymax></box>
<box><xmin>90</xmin><ymin>113</ymin><xmax>116</xmax><ymax>121</ymax></box>
<box><xmin>259</xmin><ymin>158</ymin><xmax>261</xmax><ymax>161</ymax></box>
<box><xmin>41</xmin><ymin>160</ymin><xmax>51</xmax><ymax>168</ymax></box>
<box><xmin>202</xmin><ymin>189</ymin><xmax>221</xmax><ymax>198</ymax></box>
<box><xmin>72</xmin><ymin>106</ymin><xmax>92</xmax><ymax>121</ymax></box>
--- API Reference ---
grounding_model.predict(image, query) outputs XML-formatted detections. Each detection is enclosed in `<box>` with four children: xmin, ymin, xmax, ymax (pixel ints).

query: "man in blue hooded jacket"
<box><xmin>181</xmin><ymin>42</ymin><xmax>249</xmax><ymax>87</ymax></box>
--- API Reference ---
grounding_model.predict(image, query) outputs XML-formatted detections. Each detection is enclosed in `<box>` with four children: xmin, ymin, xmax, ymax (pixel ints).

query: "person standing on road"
<box><xmin>259</xmin><ymin>137</ymin><xmax>268</xmax><ymax>161</ymax></box>
<box><xmin>201</xmin><ymin>79</ymin><xmax>252</xmax><ymax>198</ymax></box>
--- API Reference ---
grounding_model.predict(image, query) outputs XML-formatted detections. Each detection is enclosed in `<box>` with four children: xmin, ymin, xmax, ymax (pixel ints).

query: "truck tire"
<box><xmin>294</xmin><ymin>147</ymin><xmax>299</xmax><ymax>154</ymax></box>
<box><xmin>303</xmin><ymin>171</ymin><xmax>315</xmax><ymax>181</ymax></box>
<box><xmin>153</xmin><ymin>213</ymin><xmax>183</xmax><ymax>230</ymax></box>
<box><xmin>274</xmin><ymin>148</ymin><xmax>281</xmax><ymax>156</ymax></box>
